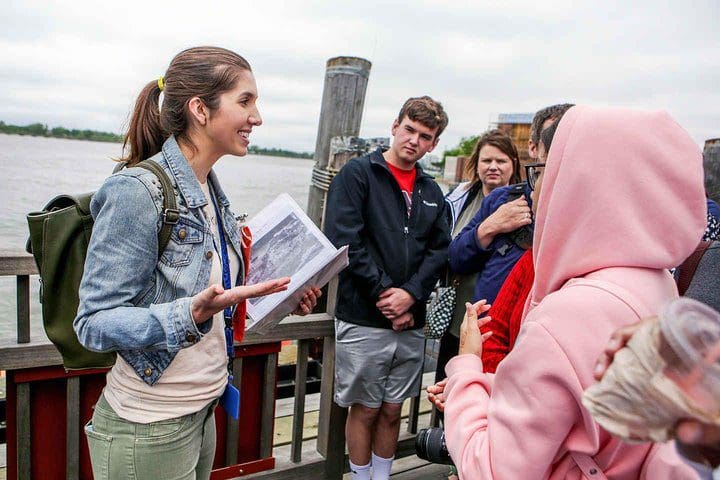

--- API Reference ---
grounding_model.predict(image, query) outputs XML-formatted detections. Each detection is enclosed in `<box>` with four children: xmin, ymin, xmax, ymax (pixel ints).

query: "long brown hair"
<box><xmin>464</xmin><ymin>129</ymin><xmax>521</xmax><ymax>190</ymax></box>
<box><xmin>120</xmin><ymin>46</ymin><xmax>252</xmax><ymax>166</ymax></box>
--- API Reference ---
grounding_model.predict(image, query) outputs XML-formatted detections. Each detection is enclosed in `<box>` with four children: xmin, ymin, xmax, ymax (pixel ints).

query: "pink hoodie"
<box><xmin>444</xmin><ymin>106</ymin><xmax>707</xmax><ymax>479</ymax></box>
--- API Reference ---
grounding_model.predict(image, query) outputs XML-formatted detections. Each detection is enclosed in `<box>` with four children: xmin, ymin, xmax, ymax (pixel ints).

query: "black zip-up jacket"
<box><xmin>324</xmin><ymin>148</ymin><xmax>451</xmax><ymax>329</ymax></box>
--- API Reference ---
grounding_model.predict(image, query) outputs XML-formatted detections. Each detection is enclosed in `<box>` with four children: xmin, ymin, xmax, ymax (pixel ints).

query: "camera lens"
<box><xmin>415</xmin><ymin>427</ymin><xmax>454</xmax><ymax>465</ymax></box>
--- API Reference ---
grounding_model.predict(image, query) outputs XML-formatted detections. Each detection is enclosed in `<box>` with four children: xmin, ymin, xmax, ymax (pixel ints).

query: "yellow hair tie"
<box><xmin>157</xmin><ymin>76</ymin><xmax>165</xmax><ymax>91</ymax></box>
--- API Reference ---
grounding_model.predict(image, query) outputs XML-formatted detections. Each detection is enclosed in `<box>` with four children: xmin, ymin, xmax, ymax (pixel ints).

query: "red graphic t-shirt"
<box><xmin>387</xmin><ymin>162</ymin><xmax>417</xmax><ymax>216</ymax></box>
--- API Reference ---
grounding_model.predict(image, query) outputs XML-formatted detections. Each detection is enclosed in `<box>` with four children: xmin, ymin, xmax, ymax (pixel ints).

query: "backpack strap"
<box><xmin>564</xmin><ymin>277</ymin><xmax>654</xmax><ymax>479</ymax></box>
<box><xmin>676</xmin><ymin>240</ymin><xmax>712</xmax><ymax>296</ymax></box>
<box><xmin>134</xmin><ymin>160</ymin><xmax>180</xmax><ymax>254</ymax></box>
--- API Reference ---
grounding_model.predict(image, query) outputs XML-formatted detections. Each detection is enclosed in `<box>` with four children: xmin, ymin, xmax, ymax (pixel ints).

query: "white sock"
<box><xmin>349</xmin><ymin>459</ymin><xmax>371</xmax><ymax>480</ymax></box>
<box><xmin>372</xmin><ymin>452</ymin><xmax>394</xmax><ymax>480</ymax></box>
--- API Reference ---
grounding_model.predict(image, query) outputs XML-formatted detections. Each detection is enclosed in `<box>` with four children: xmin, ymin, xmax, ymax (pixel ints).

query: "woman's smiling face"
<box><xmin>204</xmin><ymin>69</ymin><xmax>262</xmax><ymax>158</ymax></box>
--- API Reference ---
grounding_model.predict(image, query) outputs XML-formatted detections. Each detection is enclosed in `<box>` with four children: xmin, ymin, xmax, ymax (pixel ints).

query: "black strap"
<box><xmin>130</xmin><ymin>160</ymin><xmax>180</xmax><ymax>255</ymax></box>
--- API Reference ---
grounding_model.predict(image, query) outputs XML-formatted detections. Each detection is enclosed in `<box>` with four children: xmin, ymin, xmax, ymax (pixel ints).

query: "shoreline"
<box><xmin>0</xmin><ymin>131</ymin><xmax>314</xmax><ymax>159</ymax></box>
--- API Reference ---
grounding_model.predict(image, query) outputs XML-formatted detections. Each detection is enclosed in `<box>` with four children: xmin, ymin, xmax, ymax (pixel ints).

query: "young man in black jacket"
<box><xmin>325</xmin><ymin>96</ymin><xmax>451</xmax><ymax>480</ymax></box>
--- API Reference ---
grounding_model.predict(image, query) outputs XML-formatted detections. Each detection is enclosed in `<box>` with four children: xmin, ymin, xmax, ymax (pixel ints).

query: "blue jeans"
<box><xmin>85</xmin><ymin>394</ymin><xmax>217</xmax><ymax>480</ymax></box>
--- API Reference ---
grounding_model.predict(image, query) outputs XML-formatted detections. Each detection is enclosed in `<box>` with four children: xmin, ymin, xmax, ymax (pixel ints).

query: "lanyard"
<box><xmin>209</xmin><ymin>187</ymin><xmax>235</xmax><ymax>373</ymax></box>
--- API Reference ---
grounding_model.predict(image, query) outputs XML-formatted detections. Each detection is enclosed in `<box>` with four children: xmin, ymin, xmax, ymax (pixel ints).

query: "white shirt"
<box><xmin>104</xmin><ymin>181</ymin><xmax>240</xmax><ymax>422</ymax></box>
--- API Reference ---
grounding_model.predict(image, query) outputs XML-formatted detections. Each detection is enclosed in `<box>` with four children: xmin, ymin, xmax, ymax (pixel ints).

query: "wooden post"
<box><xmin>224</xmin><ymin>357</ymin><xmax>243</xmax><ymax>466</ymax></box>
<box><xmin>307</xmin><ymin>56</ymin><xmax>371</xmax><ymax>228</ymax></box>
<box><xmin>290</xmin><ymin>339</ymin><xmax>310</xmax><ymax>463</ymax></box>
<box><xmin>259</xmin><ymin>352</ymin><xmax>279</xmax><ymax>459</ymax></box>
<box><xmin>17</xmin><ymin>275</ymin><xmax>30</xmax><ymax>344</ymax></box>
<box><xmin>66</xmin><ymin>376</ymin><xmax>80</xmax><ymax>480</ymax></box>
<box><xmin>17</xmin><ymin>382</ymin><xmax>31</xmax><ymax>479</ymax></box>
<box><xmin>317</xmin><ymin>335</ymin><xmax>347</xmax><ymax>480</ymax></box>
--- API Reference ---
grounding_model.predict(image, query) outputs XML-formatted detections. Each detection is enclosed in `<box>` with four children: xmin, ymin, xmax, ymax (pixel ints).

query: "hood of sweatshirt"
<box><xmin>530</xmin><ymin>105</ymin><xmax>706</xmax><ymax>307</ymax></box>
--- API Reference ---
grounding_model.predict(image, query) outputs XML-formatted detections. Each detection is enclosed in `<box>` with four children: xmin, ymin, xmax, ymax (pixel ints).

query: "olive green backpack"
<box><xmin>26</xmin><ymin>160</ymin><xmax>179</xmax><ymax>370</ymax></box>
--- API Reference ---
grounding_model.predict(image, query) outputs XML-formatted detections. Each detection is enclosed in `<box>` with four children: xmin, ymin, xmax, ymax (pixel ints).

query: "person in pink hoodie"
<box><xmin>440</xmin><ymin>105</ymin><xmax>706</xmax><ymax>479</ymax></box>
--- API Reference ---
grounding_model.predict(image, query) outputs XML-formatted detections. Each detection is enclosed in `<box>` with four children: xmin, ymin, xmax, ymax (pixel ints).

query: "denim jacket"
<box><xmin>74</xmin><ymin>136</ymin><xmax>245</xmax><ymax>385</ymax></box>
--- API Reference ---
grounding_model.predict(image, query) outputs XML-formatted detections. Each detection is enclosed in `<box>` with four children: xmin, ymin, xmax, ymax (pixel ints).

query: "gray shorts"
<box><xmin>334</xmin><ymin>319</ymin><xmax>425</xmax><ymax>409</ymax></box>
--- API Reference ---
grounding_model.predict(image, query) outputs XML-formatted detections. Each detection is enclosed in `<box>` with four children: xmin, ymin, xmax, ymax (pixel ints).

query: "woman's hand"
<box><xmin>191</xmin><ymin>277</ymin><xmax>290</xmax><ymax>324</ymax></box>
<box><xmin>292</xmin><ymin>286</ymin><xmax>322</xmax><ymax>316</ymax></box>
<box><xmin>593</xmin><ymin>316</ymin><xmax>656</xmax><ymax>380</ymax></box>
<box><xmin>427</xmin><ymin>378</ymin><xmax>448</xmax><ymax>412</ymax></box>
<box><xmin>459</xmin><ymin>300</ymin><xmax>493</xmax><ymax>357</ymax></box>
<box><xmin>476</xmin><ymin>197</ymin><xmax>532</xmax><ymax>249</ymax></box>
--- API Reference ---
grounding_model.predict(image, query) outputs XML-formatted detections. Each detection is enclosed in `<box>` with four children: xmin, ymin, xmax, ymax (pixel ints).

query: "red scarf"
<box><xmin>481</xmin><ymin>249</ymin><xmax>535</xmax><ymax>373</ymax></box>
<box><xmin>231</xmin><ymin>225</ymin><xmax>253</xmax><ymax>342</ymax></box>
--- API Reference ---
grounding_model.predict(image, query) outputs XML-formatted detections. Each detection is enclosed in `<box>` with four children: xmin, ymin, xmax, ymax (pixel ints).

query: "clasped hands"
<box><xmin>427</xmin><ymin>300</ymin><xmax>492</xmax><ymax>412</ymax></box>
<box><xmin>376</xmin><ymin>287</ymin><xmax>416</xmax><ymax>331</ymax></box>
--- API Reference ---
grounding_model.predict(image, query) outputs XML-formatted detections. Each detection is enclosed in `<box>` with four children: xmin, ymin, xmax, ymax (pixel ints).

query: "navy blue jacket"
<box><xmin>324</xmin><ymin>148</ymin><xmax>451</xmax><ymax>329</ymax></box>
<box><xmin>708</xmin><ymin>199</ymin><xmax>720</xmax><ymax>220</ymax></box>
<box><xmin>448</xmin><ymin>184</ymin><xmax>529</xmax><ymax>305</ymax></box>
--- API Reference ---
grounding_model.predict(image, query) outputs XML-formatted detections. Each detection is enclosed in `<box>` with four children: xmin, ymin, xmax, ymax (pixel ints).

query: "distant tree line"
<box><xmin>247</xmin><ymin>145</ymin><xmax>313</xmax><ymax>159</ymax></box>
<box><xmin>443</xmin><ymin>135</ymin><xmax>479</xmax><ymax>160</ymax></box>
<box><xmin>0</xmin><ymin>121</ymin><xmax>314</xmax><ymax>158</ymax></box>
<box><xmin>0</xmin><ymin>121</ymin><xmax>123</xmax><ymax>143</ymax></box>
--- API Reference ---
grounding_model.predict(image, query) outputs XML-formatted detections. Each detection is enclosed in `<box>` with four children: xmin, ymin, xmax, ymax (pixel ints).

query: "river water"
<box><xmin>0</xmin><ymin>133</ymin><xmax>315</xmax><ymax>341</ymax></box>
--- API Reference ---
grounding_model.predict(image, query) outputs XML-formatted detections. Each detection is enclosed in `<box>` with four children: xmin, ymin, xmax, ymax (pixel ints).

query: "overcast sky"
<box><xmin>1</xmin><ymin>0</ymin><xmax>718</xmax><ymax>154</ymax></box>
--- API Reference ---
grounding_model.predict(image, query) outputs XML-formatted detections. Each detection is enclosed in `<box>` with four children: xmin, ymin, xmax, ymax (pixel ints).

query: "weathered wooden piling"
<box><xmin>307</xmin><ymin>56</ymin><xmax>372</xmax><ymax>229</ymax></box>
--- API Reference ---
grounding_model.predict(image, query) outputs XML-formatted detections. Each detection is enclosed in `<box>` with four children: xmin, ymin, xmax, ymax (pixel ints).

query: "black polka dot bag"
<box><xmin>424</xmin><ymin>282</ymin><xmax>457</xmax><ymax>339</ymax></box>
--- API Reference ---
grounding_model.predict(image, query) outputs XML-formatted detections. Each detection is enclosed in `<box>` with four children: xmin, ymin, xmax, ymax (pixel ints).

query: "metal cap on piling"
<box><xmin>325</xmin><ymin>56</ymin><xmax>372</xmax><ymax>78</ymax></box>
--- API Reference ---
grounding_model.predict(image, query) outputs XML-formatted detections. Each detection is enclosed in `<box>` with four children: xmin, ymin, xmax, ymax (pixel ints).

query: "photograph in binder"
<box><xmin>244</xmin><ymin>193</ymin><xmax>349</xmax><ymax>332</ymax></box>
<box><xmin>247</xmin><ymin>211</ymin><xmax>325</xmax><ymax>307</ymax></box>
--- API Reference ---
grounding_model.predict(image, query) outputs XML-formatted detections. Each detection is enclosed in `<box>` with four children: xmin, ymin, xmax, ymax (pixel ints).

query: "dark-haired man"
<box><xmin>528</xmin><ymin>103</ymin><xmax>575</xmax><ymax>160</ymax></box>
<box><xmin>325</xmin><ymin>96</ymin><xmax>451</xmax><ymax>480</ymax></box>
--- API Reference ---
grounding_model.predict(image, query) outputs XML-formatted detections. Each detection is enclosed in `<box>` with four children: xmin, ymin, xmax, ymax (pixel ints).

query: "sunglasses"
<box><xmin>525</xmin><ymin>163</ymin><xmax>546</xmax><ymax>191</ymax></box>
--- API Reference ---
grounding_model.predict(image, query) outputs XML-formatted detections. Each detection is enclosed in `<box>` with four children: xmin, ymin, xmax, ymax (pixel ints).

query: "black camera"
<box><xmin>505</xmin><ymin>182</ymin><xmax>534</xmax><ymax>250</ymax></box>
<box><xmin>415</xmin><ymin>427</ymin><xmax>454</xmax><ymax>465</ymax></box>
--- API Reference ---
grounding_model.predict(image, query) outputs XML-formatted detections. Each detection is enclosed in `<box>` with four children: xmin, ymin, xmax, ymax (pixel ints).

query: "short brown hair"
<box><xmin>530</xmin><ymin>103</ymin><xmax>574</xmax><ymax>146</ymax></box>
<box><xmin>397</xmin><ymin>96</ymin><xmax>449</xmax><ymax>137</ymax></box>
<box><xmin>464</xmin><ymin>129</ymin><xmax>521</xmax><ymax>190</ymax></box>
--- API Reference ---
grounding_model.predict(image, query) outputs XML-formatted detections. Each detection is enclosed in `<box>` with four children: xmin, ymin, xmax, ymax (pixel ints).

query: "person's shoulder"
<box><xmin>707</xmin><ymin>198</ymin><xmax>720</xmax><ymax>218</ymax></box>
<box><xmin>484</xmin><ymin>182</ymin><xmax>528</xmax><ymax>210</ymax></box>
<box><xmin>481</xmin><ymin>184</ymin><xmax>511</xmax><ymax>210</ymax></box>
<box><xmin>103</xmin><ymin>166</ymin><xmax>157</xmax><ymax>193</ymax></box>
<box><xmin>346</xmin><ymin>154</ymin><xmax>372</xmax><ymax>170</ymax></box>
<box><xmin>488</xmin><ymin>183</ymin><xmax>518</xmax><ymax>200</ymax></box>
<box><xmin>526</xmin><ymin>279</ymin><xmax>643</xmax><ymax>354</ymax></box>
<box><xmin>446</xmin><ymin>182</ymin><xmax>471</xmax><ymax>200</ymax></box>
<box><xmin>415</xmin><ymin>166</ymin><xmax>443</xmax><ymax>193</ymax></box>
<box><xmin>336</xmin><ymin>151</ymin><xmax>374</xmax><ymax>178</ymax></box>
<box><xmin>421</xmin><ymin>175</ymin><xmax>444</xmax><ymax>195</ymax></box>
<box><xmin>94</xmin><ymin>167</ymin><xmax>161</xmax><ymax>213</ymax></box>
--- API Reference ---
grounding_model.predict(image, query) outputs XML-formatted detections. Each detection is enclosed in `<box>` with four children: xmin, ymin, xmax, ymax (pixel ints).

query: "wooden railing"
<box><xmin>0</xmin><ymin>251</ymin><xmax>432</xmax><ymax>479</ymax></box>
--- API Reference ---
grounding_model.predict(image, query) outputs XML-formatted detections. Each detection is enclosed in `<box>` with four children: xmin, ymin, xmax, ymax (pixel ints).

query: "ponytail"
<box><xmin>120</xmin><ymin>80</ymin><xmax>165</xmax><ymax>166</ymax></box>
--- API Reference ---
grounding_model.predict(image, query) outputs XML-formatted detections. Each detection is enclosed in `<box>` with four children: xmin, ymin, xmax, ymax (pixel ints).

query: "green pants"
<box><xmin>85</xmin><ymin>394</ymin><xmax>217</xmax><ymax>480</ymax></box>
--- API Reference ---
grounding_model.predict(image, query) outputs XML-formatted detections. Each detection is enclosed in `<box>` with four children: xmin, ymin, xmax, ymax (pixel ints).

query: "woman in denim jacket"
<box><xmin>74</xmin><ymin>46</ymin><xmax>320</xmax><ymax>480</ymax></box>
